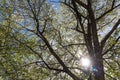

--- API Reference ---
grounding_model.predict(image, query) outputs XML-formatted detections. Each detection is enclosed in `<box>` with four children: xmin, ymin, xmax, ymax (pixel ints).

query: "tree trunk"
<box><xmin>93</xmin><ymin>55</ymin><xmax>105</xmax><ymax>80</ymax></box>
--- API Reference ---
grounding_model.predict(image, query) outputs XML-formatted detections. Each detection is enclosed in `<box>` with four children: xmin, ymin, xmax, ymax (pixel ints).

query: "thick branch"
<box><xmin>74</xmin><ymin>0</ymin><xmax>87</xmax><ymax>9</ymax></box>
<box><xmin>101</xmin><ymin>19</ymin><xmax>120</xmax><ymax>48</ymax></box>
<box><xmin>36</xmin><ymin>18</ymin><xmax>81</xmax><ymax>80</ymax></box>
<box><xmin>87</xmin><ymin>0</ymin><xmax>100</xmax><ymax>54</ymax></box>
<box><xmin>37</xmin><ymin>33</ymin><xmax>67</xmax><ymax>68</ymax></box>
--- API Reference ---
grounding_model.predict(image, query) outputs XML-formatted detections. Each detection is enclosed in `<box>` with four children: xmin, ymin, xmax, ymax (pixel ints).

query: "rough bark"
<box><xmin>94</xmin><ymin>58</ymin><xmax>105</xmax><ymax>80</ymax></box>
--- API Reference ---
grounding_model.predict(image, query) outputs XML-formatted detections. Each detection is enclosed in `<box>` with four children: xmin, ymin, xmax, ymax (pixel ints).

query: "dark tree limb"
<box><xmin>27</xmin><ymin>1</ymin><xmax>82</xmax><ymax>79</ymax></box>
<box><xmin>71</xmin><ymin>28</ymin><xmax>86</xmax><ymax>34</ymax></box>
<box><xmin>74</xmin><ymin>0</ymin><xmax>87</xmax><ymax>9</ymax></box>
<box><xmin>63</xmin><ymin>2</ymin><xmax>86</xmax><ymax>19</ymax></box>
<box><xmin>96</xmin><ymin>4</ymin><xmax>120</xmax><ymax>21</ymax></box>
<box><xmin>14</xmin><ymin>36</ymin><xmax>65</xmax><ymax>72</ymax></box>
<box><xmin>87</xmin><ymin>0</ymin><xmax>100</xmax><ymax>54</ymax></box>
<box><xmin>72</xmin><ymin>0</ymin><xmax>86</xmax><ymax>35</ymax></box>
<box><xmin>101</xmin><ymin>19</ymin><xmax>120</xmax><ymax>48</ymax></box>
<box><xmin>102</xmin><ymin>36</ymin><xmax>120</xmax><ymax>55</ymax></box>
<box><xmin>27</xmin><ymin>0</ymin><xmax>67</xmax><ymax>70</ymax></box>
<box><xmin>27</xmin><ymin>0</ymin><xmax>36</xmax><ymax>18</ymax></box>
<box><xmin>111</xmin><ymin>0</ymin><xmax>115</xmax><ymax>8</ymax></box>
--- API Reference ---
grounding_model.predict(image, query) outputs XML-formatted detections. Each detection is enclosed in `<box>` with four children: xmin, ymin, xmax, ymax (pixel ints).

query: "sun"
<box><xmin>81</xmin><ymin>57</ymin><xmax>91</xmax><ymax>67</ymax></box>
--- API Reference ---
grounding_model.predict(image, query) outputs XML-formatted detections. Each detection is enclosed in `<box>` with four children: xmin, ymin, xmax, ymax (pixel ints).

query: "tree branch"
<box><xmin>101</xmin><ymin>19</ymin><xmax>120</xmax><ymax>48</ymax></box>
<box><xmin>23</xmin><ymin>60</ymin><xmax>64</xmax><ymax>72</ymax></box>
<box><xmin>72</xmin><ymin>0</ymin><xmax>86</xmax><ymax>35</ymax></box>
<box><xmin>27</xmin><ymin>0</ymin><xmax>82</xmax><ymax>79</ymax></box>
<box><xmin>87</xmin><ymin>0</ymin><xmax>100</xmax><ymax>55</ymax></box>
<box><xmin>68</xmin><ymin>67</ymin><xmax>90</xmax><ymax>74</ymax></box>
<box><xmin>14</xmin><ymin>36</ymin><xmax>64</xmax><ymax>72</ymax></box>
<box><xmin>96</xmin><ymin>4</ymin><xmax>120</xmax><ymax>21</ymax></box>
<box><xmin>97</xmin><ymin>17</ymin><xmax>116</xmax><ymax>31</ymax></box>
<box><xmin>74</xmin><ymin>0</ymin><xmax>87</xmax><ymax>9</ymax></box>
<box><xmin>28</xmin><ymin>0</ymin><xmax>66</xmax><ymax>70</ymax></box>
<box><xmin>71</xmin><ymin>28</ymin><xmax>86</xmax><ymax>34</ymax></box>
<box><xmin>102</xmin><ymin>36</ymin><xmax>120</xmax><ymax>55</ymax></box>
<box><xmin>63</xmin><ymin>2</ymin><xmax>86</xmax><ymax>19</ymax></box>
<box><xmin>111</xmin><ymin>0</ymin><xmax>115</xmax><ymax>8</ymax></box>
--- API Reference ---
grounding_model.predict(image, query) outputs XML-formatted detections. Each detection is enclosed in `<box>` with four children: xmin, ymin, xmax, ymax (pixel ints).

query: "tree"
<box><xmin>61</xmin><ymin>0</ymin><xmax>120</xmax><ymax>80</ymax></box>
<box><xmin>0</xmin><ymin>0</ymin><xmax>120</xmax><ymax>80</ymax></box>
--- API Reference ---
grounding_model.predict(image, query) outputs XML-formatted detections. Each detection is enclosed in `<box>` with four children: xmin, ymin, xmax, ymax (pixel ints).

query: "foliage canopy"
<box><xmin>0</xmin><ymin>0</ymin><xmax>120</xmax><ymax>80</ymax></box>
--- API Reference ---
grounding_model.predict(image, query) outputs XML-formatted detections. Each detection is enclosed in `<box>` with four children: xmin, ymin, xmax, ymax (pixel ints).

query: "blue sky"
<box><xmin>47</xmin><ymin>0</ymin><xmax>60</xmax><ymax>9</ymax></box>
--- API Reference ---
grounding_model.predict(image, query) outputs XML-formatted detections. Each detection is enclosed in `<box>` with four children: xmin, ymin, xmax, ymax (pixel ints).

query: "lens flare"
<box><xmin>81</xmin><ymin>57</ymin><xmax>91</xmax><ymax>67</ymax></box>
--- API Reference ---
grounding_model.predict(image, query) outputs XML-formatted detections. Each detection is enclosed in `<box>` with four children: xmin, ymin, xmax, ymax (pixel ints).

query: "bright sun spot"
<box><xmin>81</xmin><ymin>57</ymin><xmax>91</xmax><ymax>67</ymax></box>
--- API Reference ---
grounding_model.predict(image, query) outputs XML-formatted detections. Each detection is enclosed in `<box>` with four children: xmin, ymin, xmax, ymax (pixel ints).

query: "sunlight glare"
<box><xmin>81</xmin><ymin>57</ymin><xmax>91</xmax><ymax>67</ymax></box>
